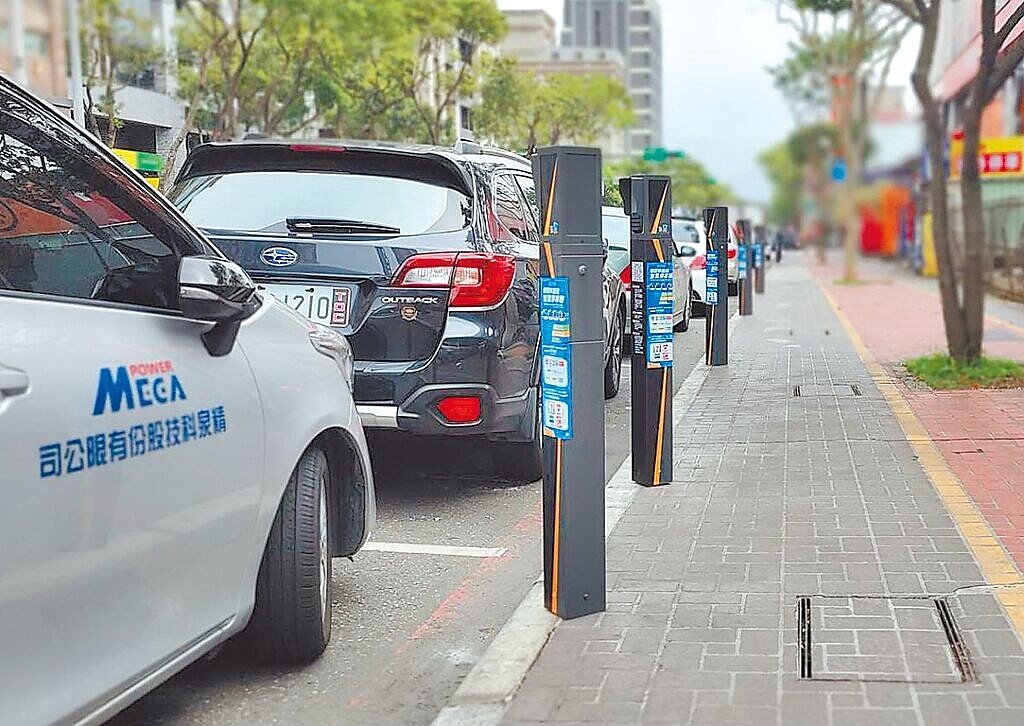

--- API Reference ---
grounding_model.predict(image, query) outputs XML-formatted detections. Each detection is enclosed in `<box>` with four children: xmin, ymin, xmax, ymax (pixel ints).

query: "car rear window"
<box><xmin>169</xmin><ymin>170</ymin><xmax>472</xmax><ymax>236</ymax></box>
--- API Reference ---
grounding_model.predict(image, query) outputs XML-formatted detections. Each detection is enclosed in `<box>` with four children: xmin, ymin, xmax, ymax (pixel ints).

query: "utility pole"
<box><xmin>10</xmin><ymin>0</ymin><xmax>28</xmax><ymax>87</ymax></box>
<box><xmin>67</xmin><ymin>0</ymin><xmax>86</xmax><ymax>128</ymax></box>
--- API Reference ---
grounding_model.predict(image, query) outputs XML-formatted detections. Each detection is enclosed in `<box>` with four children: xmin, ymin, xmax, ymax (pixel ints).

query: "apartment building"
<box><xmin>0</xmin><ymin>0</ymin><xmax>67</xmax><ymax>101</ymax></box>
<box><xmin>500</xmin><ymin>8</ymin><xmax>628</xmax><ymax>156</ymax></box>
<box><xmin>560</xmin><ymin>0</ymin><xmax>663</xmax><ymax>155</ymax></box>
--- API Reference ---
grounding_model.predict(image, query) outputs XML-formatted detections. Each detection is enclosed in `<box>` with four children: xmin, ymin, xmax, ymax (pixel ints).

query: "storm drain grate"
<box><xmin>797</xmin><ymin>596</ymin><xmax>813</xmax><ymax>678</ymax></box>
<box><xmin>796</xmin><ymin>596</ymin><xmax>977</xmax><ymax>684</ymax></box>
<box><xmin>792</xmin><ymin>383</ymin><xmax>863</xmax><ymax>398</ymax></box>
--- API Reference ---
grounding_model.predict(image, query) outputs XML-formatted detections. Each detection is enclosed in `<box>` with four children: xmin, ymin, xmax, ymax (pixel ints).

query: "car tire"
<box><xmin>491</xmin><ymin>391</ymin><xmax>543</xmax><ymax>482</ymax></box>
<box><xmin>604</xmin><ymin>303</ymin><xmax>624</xmax><ymax>399</ymax></box>
<box><xmin>244</xmin><ymin>446</ymin><xmax>332</xmax><ymax>664</ymax></box>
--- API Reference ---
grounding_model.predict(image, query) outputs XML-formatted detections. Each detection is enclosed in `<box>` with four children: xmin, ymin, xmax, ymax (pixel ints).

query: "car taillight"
<box><xmin>619</xmin><ymin>266</ymin><xmax>631</xmax><ymax>285</ymax></box>
<box><xmin>727</xmin><ymin>248</ymin><xmax>737</xmax><ymax>259</ymax></box>
<box><xmin>392</xmin><ymin>252</ymin><xmax>457</xmax><ymax>287</ymax></box>
<box><xmin>391</xmin><ymin>252</ymin><xmax>516</xmax><ymax>308</ymax></box>
<box><xmin>437</xmin><ymin>396</ymin><xmax>482</xmax><ymax>424</ymax></box>
<box><xmin>689</xmin><ymin>254</ymin><xmax>706</xmax><ymax>270</ymax></box>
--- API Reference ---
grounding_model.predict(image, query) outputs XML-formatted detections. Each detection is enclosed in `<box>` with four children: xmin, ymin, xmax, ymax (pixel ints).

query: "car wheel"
<box><xmin>244</xmin><ymin>446</ymin><xmax>332</xmax><ymax>664</ymax></box>
<box><xmin>491</xmin><ymin>391</ymin><xmax>543</xmax><ymax>482</ymax></box>
<box><xmin>604</xmin><ymin>303</ymin><xmax>624</xmax><ymax>399</ymax></box>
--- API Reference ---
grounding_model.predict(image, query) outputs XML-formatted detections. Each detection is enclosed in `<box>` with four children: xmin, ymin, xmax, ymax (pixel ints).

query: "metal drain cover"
<box><xmin>793</xmin><ymin>383</ymin><xmax>862</xmax><ymax>397</ymax></box>
<box><xmin>797</xmin><ymin>596</ymin><xmax>976</xmax><ymax>684</ymax></box>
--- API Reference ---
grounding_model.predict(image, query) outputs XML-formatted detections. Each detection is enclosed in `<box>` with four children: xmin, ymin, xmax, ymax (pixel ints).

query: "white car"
<box><xmin>673</xmin><ymin>217</ymin><xmax>740</xmax><ymax>310</ymax></box>
<box><xmin>0</xmin><ymin>77</ymin><xmax>375</xmax><ymax>724</ymax></box>
<box><xmin>602</xmin><ymin>206</ymin><xmax>693</xmax><ymax>333</ymax></box>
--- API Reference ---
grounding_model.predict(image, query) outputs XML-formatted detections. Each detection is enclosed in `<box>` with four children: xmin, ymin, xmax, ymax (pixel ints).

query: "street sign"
<box><xmin>642</xmin><ymin>147</ymin><xmax>686</xmax><ymax>163</ymax></box>
<box><xmin>831</xmin><ymin>158</ymin><xmax>847</xmax><ymax>183</ymax></box>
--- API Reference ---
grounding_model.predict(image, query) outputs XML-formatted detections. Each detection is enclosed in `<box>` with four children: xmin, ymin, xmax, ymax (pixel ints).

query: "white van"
<box><xmin>0</xmin><ymin>77</ymin><xmax>375</xmax><ymax>724</ymax></box>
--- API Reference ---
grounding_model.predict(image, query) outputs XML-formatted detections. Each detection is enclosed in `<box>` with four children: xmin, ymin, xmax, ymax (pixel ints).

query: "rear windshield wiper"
<box><xmin>286</xmin><ymin>217</ymin><xmax>400</xmax><ymax>235</ymax></box>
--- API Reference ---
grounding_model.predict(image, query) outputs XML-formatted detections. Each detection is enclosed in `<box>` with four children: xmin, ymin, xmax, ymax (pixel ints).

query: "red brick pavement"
<box><xmin>811</xmin><ymin>257</ymin><xmax>1024</xmax><ymax>572</ymax></box>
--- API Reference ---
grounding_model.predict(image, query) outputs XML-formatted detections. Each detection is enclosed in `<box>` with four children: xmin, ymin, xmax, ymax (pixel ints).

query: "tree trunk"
<box><xmin>959</xmin><ymin>106</ymin><xmax>987</xmax><ymax>363</ymax></box>
<box><xmin>842</xmin><ymin>149</ymin><xmax>861</xmax><ymax>282</ymax></box>
<box><xmin>902</xmin><ymin>1</ymin><xmax>970</xmax><ymax>364</ymax></box>
<box><xmin>923</xmin><ymin>107</ymin><xmax>967</xmax><ymax>360</ymax></box>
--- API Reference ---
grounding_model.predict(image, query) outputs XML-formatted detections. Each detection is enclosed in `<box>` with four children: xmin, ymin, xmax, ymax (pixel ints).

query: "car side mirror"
<box><xmin>603</xmin><ymin>237</ymin><xmax>610</xmax><ymax>259</ymax></box>
<box><xmin>676</xmin><ymin>245</ymin><xmax>697</xmax><ymax>258</ymax></box>
<box><xmin>179</xmin><ymin>255</ymin><xmax>259</xmax><ymax>357</ymax></box>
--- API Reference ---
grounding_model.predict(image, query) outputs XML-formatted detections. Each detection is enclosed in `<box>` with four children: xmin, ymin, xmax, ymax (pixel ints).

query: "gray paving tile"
<box><xmin>500</xmin><ymin>260</ymin><xmax>1024</xmax><ymax>726</ymax></box>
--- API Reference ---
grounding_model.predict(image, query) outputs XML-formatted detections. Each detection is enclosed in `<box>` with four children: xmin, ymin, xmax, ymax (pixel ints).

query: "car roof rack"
<box><xmin>454</xmin><ymin>132</ymin><xmax>482</xmax><ymax>155</ymax></box>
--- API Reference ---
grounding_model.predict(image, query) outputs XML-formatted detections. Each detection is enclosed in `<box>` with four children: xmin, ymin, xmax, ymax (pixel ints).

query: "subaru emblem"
<box><xmin>260</xmin><ymin>246</ymin><xmax>299</xmax><ymax>267</ymax></box>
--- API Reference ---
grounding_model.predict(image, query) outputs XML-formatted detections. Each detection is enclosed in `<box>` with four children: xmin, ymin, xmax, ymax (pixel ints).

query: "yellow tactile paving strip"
<box><xmin>817</xmin><ymin>281</ymin><xmax>1024</xmax><ymax>641</ymax></box>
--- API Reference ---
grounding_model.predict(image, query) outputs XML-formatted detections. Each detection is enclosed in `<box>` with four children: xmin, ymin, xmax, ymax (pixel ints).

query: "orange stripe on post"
<box><xmin>551</xmin><ymin>439</ymin><xmax>563</xmax><ymax>613</ymax></box>
<box><xmin>650</xmin><ymin>183</ymin><xmax>669</xmax><ymax>235</ymax></box>
<box><xmin>543</xmin><ymin>242</ymin><xmax>555</xmax><ymax>277</ymax></box>
<box><xmin>543</xmin><ymin>162</ymin><xmax>558</xmax><ymax>236</ymax></box>
<box><xmin>652</xmin><ymin>368</ymin><xmax>669</xmax><ymax>484</ymax></box>
<box><xmin>653</xmin><ymin>239</ymin><xmax>665</xmax><ymax>262</ymax></box>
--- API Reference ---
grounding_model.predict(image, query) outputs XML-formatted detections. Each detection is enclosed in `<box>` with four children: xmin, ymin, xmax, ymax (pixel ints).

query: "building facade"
<box><xmin>499</xmin><ymin>8</ymin><xmax>628</xmax><ymax>156</ymax></box>
<box><xmin>560</xmin><ymin>0</ymin><xmax>663</xmax><ymax>155</ymax></box>
<box><xmin>0</xmin><ymin>0</ymin><xmax>67</xmax><ymax>101</ymax></box>
<box><xmin>932</xmin><ymin>0</ymin><xmax>1024</xmax><ymax>138</ymax></box>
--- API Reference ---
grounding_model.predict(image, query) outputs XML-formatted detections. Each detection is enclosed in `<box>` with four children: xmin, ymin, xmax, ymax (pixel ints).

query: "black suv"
<box><xmin>170</xmin><ymin>139</ymin><xmax>570</xmax><ymax>481</ymax></box>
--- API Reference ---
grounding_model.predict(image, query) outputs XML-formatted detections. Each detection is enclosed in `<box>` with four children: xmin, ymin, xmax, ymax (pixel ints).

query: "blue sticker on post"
<box><xmin>706</xmin><ymin>250</ymin><xmax>720</xmax><ymax>305</ymax></box>
<box><xmin>540</xmin><ymin>277</ymin><xmax>573</xmax><ymax>439</ymax></box>
<box><xmin>645</xmin><ymin>261</ymin><xmax>673</xmax><ymax>368</ymax></box>
<box><xmin>738</xmin><ymin>245</ymin><xmax>748</xmax><ymax>275</ymax></box>
<box><xmin>754</xmin><ymin>243</ymin><xmax>764</xmax><ymax>267</ymax></box>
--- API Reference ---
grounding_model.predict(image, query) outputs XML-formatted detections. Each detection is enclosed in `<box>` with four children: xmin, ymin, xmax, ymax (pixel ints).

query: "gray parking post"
<box><xmin>531</xmin><ymin>146</ymin><xmax>606</xmax><ymax>620</ymax></box>
<box><xmin>754</xmin><ymin>223</ymin><xmax>766</xmax><ymax>294</ymax></box>
<box><xmin>619</xmin><ymin>175</ymin><xmax>673</xmax><ymax>488</ymax></box>
<box><xmin>704</xmin><ymin>207</ymin><xmax>729</xmax><ymax>366</ymax></box>
<box><xmin>737</xmin><ymin>219</ymin><xmax>754</xmax><ymax>316</ymax></box>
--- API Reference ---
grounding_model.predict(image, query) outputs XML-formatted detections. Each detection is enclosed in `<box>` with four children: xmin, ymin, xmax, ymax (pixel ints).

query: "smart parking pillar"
<box><xmin>737</xmin><ymin>219</ymin><xmax>754</xmax><ymax>316</ymax></box>
<box><xmin>619</xmin><ymin>175</ymin><xmax>673</xmax><ymax>488</ymax></box>
<box><xmin>704</xmin><ymin>206</ymin><xmax>729</xmax><ymax>366</ymax></box>
<box><xmin>754</xmin><ymin>224</ymin><xmax>767</xmax><ymax>294</ymax></box>
<box><xmin>532</xmin><ymin>146</ymin><xmax>606</xmax><ymax>619</ymax></box>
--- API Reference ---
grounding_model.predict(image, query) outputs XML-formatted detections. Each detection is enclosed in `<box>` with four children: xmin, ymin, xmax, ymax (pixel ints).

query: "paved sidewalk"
<box><xmin>817</xmin><ymin>259</ymin><xmax>1024</xmax><ymax>573</ymax></box>
<box><xmin>501</xmin><ymin>255</ymin><xmax>1024</xmax><ymax>725</ymax></box>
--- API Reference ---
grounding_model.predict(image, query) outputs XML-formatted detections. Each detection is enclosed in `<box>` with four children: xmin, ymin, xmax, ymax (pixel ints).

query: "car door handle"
<box><xmin>0</xmin><ymin>367</ymin><xmax>30</xmax><ymax>397</ymax></box>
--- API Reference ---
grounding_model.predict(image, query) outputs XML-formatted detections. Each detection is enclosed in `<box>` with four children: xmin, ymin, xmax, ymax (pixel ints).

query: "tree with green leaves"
<box><xmin>771</xmin><ymin>0</ymin><xmax>909</xmax><ymax>281</ymax></box>
<box><xmin>882</xmin><ymin>0</ymin><xmax>1024</xmax><ymax>365</ymax></box>
<box><xmin>605</xmin><ymin>155</ymin><xmax>734</xmax><ymax>211</ymax></box>
<box><xmin>400</xmin><ymin>0</ymin><xmax>507</xmax><ymax>144</ymax></box>
<box><xmin>80</xmin><ymin>0</ymin><xmax>163</xmax><ymax>148</ymax></box>
<box><xmin>475</xmin><ymin>59</ymin><xmax>633</xmax><ymax>152</ymax></box>
<box><xmin>758</xmin><ymin>140</ymin><xmax>803</xmax><ymax>226</ymax></box>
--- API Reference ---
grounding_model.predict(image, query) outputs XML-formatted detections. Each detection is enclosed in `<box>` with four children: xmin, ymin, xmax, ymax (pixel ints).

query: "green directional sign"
<box><xmin>642</xmin><ymin>147</ymin><xmax>686</xmax><ymax>163</ymax></box>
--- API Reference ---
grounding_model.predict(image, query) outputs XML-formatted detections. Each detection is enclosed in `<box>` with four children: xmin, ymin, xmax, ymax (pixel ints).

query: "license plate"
<box><xmin>260</xmin><ymin>284</ymin><xmax>351</xmax><ymax>326</ymax></box>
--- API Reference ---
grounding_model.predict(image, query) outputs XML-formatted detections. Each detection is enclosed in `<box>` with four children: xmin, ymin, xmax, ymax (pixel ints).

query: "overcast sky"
<box><xmin>496</xmin><ymin>0</ymin><xmax>918</xmax><ymax>203</ymax></box>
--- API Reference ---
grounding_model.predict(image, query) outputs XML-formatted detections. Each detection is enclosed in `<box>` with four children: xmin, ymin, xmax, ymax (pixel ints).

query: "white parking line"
<box><xmin>362</xmin><ymin>542</ymin><xmax>507</xmax><ymax>558</ymax></box>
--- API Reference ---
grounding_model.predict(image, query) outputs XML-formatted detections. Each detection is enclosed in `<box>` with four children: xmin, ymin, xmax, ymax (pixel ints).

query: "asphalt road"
<box><xmin>111</xmin><ymin>320</ymin><xmax>707</xmax><ymax>726</ymax></box>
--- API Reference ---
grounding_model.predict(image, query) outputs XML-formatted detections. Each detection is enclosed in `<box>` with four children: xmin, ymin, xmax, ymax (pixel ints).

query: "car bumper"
<box><xmin>356</xmin><ymin>384</ymin><xmax>532</xmax><ymax>436</ymax></box>
<box><xmin>353</xmin><ymin>308</ymin><xmax>537</xmax><ymax>439</ymax></box>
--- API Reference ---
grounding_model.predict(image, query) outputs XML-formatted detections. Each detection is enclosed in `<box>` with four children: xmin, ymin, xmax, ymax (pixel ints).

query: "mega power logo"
<box><xmin>93</xmin><ymin>360</ymin><xmax>187</xmax><ymax>415</ymax></box>
<box><xmin>39</xmin><ymin>361</ymin><xmax>226</xmax><ymax>479</ymax></box>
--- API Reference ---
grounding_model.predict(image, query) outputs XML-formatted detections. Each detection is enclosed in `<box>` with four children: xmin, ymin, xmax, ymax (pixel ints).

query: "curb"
<box><xmin>432</xmin><ymin>314</ymin><xmax>738</xmax><ymax>726</ymax></box>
